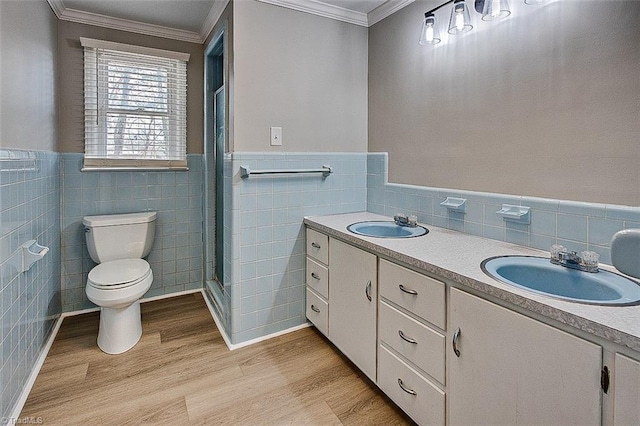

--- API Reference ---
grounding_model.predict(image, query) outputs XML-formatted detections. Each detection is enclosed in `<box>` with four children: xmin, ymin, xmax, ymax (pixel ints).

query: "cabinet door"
<box><xmin>329</xmin><ymin>238</ymin><xmax>377</xmax><ymax>381</ymax></box>
<box><xmin>614</xmin><ymin>353</ymin><xmax>640</xmax><ymax>425</ymax></box>
<box><xmin>448</xmin><ymin>288</ymin><xmax>602</xmax><ymax>426</ymax></box>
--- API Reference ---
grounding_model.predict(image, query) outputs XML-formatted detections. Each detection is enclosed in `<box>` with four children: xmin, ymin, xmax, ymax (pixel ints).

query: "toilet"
<box><xmin>83</xmin><ymin>212</ymin><xmax>157</xmax><ymax>354</ymax></box>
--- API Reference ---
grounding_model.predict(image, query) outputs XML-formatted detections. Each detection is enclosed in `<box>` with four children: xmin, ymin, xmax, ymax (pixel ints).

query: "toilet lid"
<box><xmin>88</xmin><ymin>259</ymin><xmax>151</xmax><ymax>289</ymax></box>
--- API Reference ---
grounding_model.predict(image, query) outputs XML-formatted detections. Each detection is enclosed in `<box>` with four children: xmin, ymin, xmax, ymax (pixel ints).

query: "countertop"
<box><xmin>304</xmin><ymin>212</ymin><xmax>640</xmax><ymax>353</ymax></box>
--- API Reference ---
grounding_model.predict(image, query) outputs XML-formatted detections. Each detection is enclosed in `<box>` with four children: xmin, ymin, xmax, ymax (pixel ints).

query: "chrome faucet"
<box><xmin>550</xmin><ymin>245</ymin><xmax>599</xmax><ymax>273</ymax></box>
<box><xmin>394</xmin><ymin>213</ymin><xmax>417</xmax><ymax>228</ymax></box>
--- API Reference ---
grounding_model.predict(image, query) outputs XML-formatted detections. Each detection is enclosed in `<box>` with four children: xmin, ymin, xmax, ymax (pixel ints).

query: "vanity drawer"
<box><xmin>378</xmin><ymin>344</ymin><xmax>445</xmax><ymax>426</ymax></box>
<box><xmin>379</xmin><ymin>301</ymin><xmax>445</xmax><ymax>384</ymax></box>
<box><xmin>379</xmin><ymin>259</ymin><xmax>446</xmax><ymax>329</ymax></box>
<box><xmin>306</xmin><ymin>228</ymin><xmax>329</xmax><ymax>265</ymax></box>
<box><xmin>306</xmin><ymin>288</ymin><xmax>328</xmax><ymax>337</ymax></box>
<box><xmin>306</xmin><ymin>257</ymin><xmax>329</xmax><ymax>299</ymax></box>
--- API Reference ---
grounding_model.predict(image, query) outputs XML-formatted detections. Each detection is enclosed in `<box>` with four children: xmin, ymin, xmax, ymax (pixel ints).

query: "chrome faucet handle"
<box><xmin>558</xmin><ymin>251</ymin><xmax>580</xmax><ymax>263</ymax></box>
<box><xmin>394</xmin><ymin>213</ymin><xmax>409</xmax><ymax>226</ymax></box>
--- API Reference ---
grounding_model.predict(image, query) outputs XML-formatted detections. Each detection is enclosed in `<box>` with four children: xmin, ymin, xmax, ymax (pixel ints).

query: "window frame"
<box><xmin>80</xmin><ymin>38</ymin><xmax>190</xmax><ymax>171</ymax></box>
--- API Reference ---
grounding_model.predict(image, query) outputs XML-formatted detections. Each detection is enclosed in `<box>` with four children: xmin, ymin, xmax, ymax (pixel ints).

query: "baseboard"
<box><xmin>226</xmin><ymin>322</ymin><xmax>312</xmax><ymax>351</ymax></box>
<box><xmin>9</xmin><ymin>314</ymin><xmax>64</xmax><ymax>420</ymax></box>
<box><xmin>200</xmin><ymin>291</ymin><xmax>311</xmax><ymax>351</ymax></box>
<box><xmin>61</xmin><ymin>288</ymin><xmax>202</xmax><ymax>317</ymax></box>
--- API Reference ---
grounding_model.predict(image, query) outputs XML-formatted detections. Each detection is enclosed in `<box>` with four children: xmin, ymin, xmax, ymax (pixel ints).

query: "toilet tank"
<box><xmin>83</xmin><ymin>212</ymin><xmax>157</xmax><ymax>263</ymax></box>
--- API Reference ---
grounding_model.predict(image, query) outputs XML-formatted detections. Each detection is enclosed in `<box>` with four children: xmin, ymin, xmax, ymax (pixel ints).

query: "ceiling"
<box><xmin>47</xmin><ymin>0</ymin><xmax>413</xmax><ymax>43</ymax></box>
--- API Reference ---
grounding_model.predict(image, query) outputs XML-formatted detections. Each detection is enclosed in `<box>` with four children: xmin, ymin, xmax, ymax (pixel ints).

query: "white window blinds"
<box><xmin>81</xmin><ymin>38</ymin><xmax>190</xmax><ymax>170</ymax></box>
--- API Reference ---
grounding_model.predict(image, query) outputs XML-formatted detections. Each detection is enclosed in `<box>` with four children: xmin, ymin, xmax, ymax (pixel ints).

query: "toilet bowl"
<box><xmin>83</xmin><ymin>212</ymin><xmax>157</xmax><ymax>355</ymax></box>
<box><xmin>86</xmin><ymin>259</ymin><xmax>153</xmax><ymax>354</ymax></box>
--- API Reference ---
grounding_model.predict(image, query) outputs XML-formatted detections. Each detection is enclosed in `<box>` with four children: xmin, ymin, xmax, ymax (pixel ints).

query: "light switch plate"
<box><xmin>270</xmin><ymin>127</ymin><xmax>282</xmax><ymax>146</ymax></box>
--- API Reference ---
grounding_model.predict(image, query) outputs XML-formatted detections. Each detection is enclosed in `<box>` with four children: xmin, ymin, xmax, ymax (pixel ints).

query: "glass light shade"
<box><xmin>419</xmin><ymin>13</ymin><xmax>441</xmax><ymax>45</ymax></box>
<box><xmin>482</xmin><ymin>0</ymin><xmax>511</xmax><ymax>20</ymax></box>
<box><xmin>448</xmin><ymin>0</ymin><xmax>473</xmax><ymax>34</ymax></box>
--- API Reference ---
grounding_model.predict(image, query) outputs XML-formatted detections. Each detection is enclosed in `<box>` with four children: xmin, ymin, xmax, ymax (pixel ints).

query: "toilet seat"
<box><xmin>88</xmin><ymin>259</ymin><xmax>151</xmax><ymax>290</ymax></box>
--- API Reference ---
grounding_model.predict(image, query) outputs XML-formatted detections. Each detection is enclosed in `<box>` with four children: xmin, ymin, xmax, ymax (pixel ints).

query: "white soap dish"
<box><xmin>496</xmin><ymin>204</ymin><xmax>531</xmax><ymax>225</ymax></box>
<box><xmin>440</xmin><ymin>197</ymin><xmax>467</xmax><ymax>213</ymax></box>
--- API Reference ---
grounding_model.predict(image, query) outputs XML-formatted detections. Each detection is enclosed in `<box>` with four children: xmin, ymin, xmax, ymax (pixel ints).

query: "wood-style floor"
<box><xmin>21</xmin><ymin>293</ymin><xmax>413</xmax><ymax>425</ymax></box>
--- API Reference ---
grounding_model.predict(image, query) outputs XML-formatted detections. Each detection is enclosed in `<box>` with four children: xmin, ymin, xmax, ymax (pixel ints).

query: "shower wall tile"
<box><xmin>60</xmin><ymin>153</ymin><xmax>203</xmax><ymax>312</ymax></box>
<box><xmin>367</xmin><ymin>152</ymin><xmax>640</xmax><ymax>265</ymax></box>
<box><xmin>227</xmin><ymin>152</ymin><xmax>367</xmax><ymax>344</ymax></box>
<box><xmin>0</xmin><ymin>149</ymin><xmax>61</xmax><ymax>419</ymax></box>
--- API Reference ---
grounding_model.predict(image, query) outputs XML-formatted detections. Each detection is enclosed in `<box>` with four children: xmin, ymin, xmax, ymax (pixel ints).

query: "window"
<box><xmin>81</xmin><ymin>38</ymin><xmax>190</xmax><ymax>170</ymax></box>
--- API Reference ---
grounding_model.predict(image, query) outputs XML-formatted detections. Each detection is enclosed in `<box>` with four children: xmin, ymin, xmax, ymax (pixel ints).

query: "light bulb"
<box><xmin>491</xmin><ymin>0</ymin><xmax>500</xmax><ymax>17</ymax></box>
<box><xmin>419</xmin><ymin>13</ymin><xmax>441</xmax><ymax>45</ymax></box>
<box><xmin>448</xmin><ymin>0</ymin><xmax>472</xmax><ymax>34</ymax></box>
<box><xmin>482</xmin><ymin>0</ymin><xmax>511</xmax><ymax>21</ymax></box>
<box><xmin>426</xmin><ymin>24</ymin><xmax>434</xmax><ymax>43</ymax></box>
<box><xmin>455</xmin><ymin>10</ymin><xmax>464</xmax><ymax>31</ymax></box>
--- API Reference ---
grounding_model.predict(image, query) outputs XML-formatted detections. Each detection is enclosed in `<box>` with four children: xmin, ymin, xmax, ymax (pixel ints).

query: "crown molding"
<box><xmin>257</xmin><ymin>0</ymin><xmax>369</xmax><ymax>27</ymax></box>
<box><xmin>47</xmin><ymin>0</ymin><xmax>413</xmax><ymax>42</ymax></box>
<box><xmin>200</xmin><ymin>0</ymin><xmax>230</xmax><ymax>43</ymax></box>
<box><xmin>368</xmin><ymin>0</ymin><xmax>415</xmax><ymax>26</ymax></box>
<box><xmin>46</xmin><ymin>0</ymin><xmax>203</xmax><ymax>43</ymax></box>
<box><xmin>47</xmin><ymin>0</ymin><xmax>64</xmax><ymax>19</ymax></box>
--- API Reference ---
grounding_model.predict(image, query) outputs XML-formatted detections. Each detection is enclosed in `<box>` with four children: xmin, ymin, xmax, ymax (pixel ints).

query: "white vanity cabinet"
<box><xmin>613</xmin><ymin>353</ymin><xmax>640</xmax><ymax>425</ymax></box>
<box><xmin>377</xmin><ymin>259</ymin><xmax>446</xmax><ymax>425</ymax></box>
<box><xmin>448</xmin><ymin>288</ymin><xmax>602</xmax><ymax>426</ymax></box>
<box><xmin>328</xmin><ymin>237</ymin><xmax>377</xmax><ymax>382</ymax></box>
<box><xmin>305</xmin><ymin>229</ymin><xmax>329</xmax><ymax>337</ymax></box>
<box><xmin>304</xmin><ymin>223</ymin><xmax>637</xmax><ymax>426</ymax></box>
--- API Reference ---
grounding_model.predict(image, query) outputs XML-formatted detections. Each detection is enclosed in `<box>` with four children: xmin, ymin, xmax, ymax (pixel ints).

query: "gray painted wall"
<box><xmin>0</xmin><ymin>0</ymin><xmax>58</xmax><ymax>151</ymax></box>
<box><xmin>56</xmin><ymin>21</ymin><xmax>205</xmax><ymax>154</ymax></box>
<box><xmin>232</xmin><ymin>0</ymin><xmax>368</xmax><ymax>153</ymax></box>
<box><xmin>0</xmin><ymin>0</ymin><xmax>61</xmax><ymax>418</ymax></box>
<box><xmin>369</xmin><ymin>0</ymin><xmax>640</xmax><ymax>205</ymax></box>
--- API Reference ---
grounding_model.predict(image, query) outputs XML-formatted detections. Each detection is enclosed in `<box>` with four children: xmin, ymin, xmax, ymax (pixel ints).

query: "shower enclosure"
<box><xmin>203</xmin><ymin>30</ymin><xmax>225</xmax><ymax>316</ymax></box>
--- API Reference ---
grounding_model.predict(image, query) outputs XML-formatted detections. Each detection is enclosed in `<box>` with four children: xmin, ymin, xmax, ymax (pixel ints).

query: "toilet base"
<box><xmin>97</xmin><ymin>301</ymin><xmax>143</xmax><ymax>354</ymax></box>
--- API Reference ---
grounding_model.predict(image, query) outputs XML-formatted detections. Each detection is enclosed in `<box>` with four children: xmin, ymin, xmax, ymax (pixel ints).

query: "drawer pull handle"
<box><xmin>311</xmin><ymin>272</ymin><xmax>321</xmax><ymax>280</ymax></box>
<box><xmin>397</xmin><ymin>378</ymin><xmax>417</xmax><ymax>396</ymax></box>
<box><xmin>399</xmin><ymin>284</ymin><xmax>418</xmax><ymax>295</ymax></box>
<box><xmin>365</xmin><ymin>280</ymin><xmax>372</xmax><ymax>302</ymax></box>
<box><xmin>310</xmin><ymin>304</ymin><xmax>321</xmax><ymax>313</ymax></box>
<box><xmin>452</xmin><ymin>327</ymin><xmax>461</xmax><ymax>357</ymax></box>
<box><xmin>398</xmin><ymin>330</ymin><xmax>418</xmax><ymax>344</ymax></box>
<box><xmin>311</xmin><ymin>242</ymin><xmax>321</xmax><ymax>249</ymax></box>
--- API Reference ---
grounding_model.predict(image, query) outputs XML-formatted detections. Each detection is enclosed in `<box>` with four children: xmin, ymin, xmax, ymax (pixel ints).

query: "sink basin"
<box><xmin>347</xmin><ymin>221</ymin><xmax>428</xmax><ymax>238</ymax></box>
<box><xmin>482</xmin><ymin>256</ymin><xmax>640</xmax><ymax>306</ymax></box>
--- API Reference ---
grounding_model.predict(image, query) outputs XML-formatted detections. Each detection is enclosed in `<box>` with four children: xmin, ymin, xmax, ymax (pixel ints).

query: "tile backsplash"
<box><xmin>60</xmin><ymin>153</ymin><xmax>204</xmax><ymax>312</ymax></box>
<box><xmin>0</xmin><ymin>149</ymin><xmax>61</xmax><ymax>418</ymax></box>
<box><xmin>367</xmin><ymin>152</ymin><xmax>640</xmax><ymax>264</ymax></box>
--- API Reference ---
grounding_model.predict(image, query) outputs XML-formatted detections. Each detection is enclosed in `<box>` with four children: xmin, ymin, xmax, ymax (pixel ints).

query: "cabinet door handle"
<box><xmin>398</xmin><ymin>330</ymin><xmax>418</xmax><ymax>344</ymax></box>
<box><xmin>365</xmin><ymin>280</ymin><xmax>372</xmax><ymax>302</ymax></box>
<box><xmin>601</xmin><ymin>366</ymin><xmax>610</xmax><ymax>394</ymax></box>
<box><xmin>399</xmin><ymin>284</ymin><xmax>418</xmax><ymax>295</ymax></box>
<box><xmin>397</xmin><ymin>378</ymin><xmax>417</xmax><ymax>396</ymax></box>
<box><xmin>310</xmin><ymin>304</ymin><xmax>321</xmax><ymax>313</ymax></box>
<box><xmin>311</xmin><ymin>272</ymin><xmax>320</xmax><ymax>280</ymax></box>
<box><xmin>452</xmin><ymin>327</ymin><xmax>461</xmax><ymax>357</ymax></box>
<box><xmin>311</xmin><ymin>242</ymin><xmax>321</xmax><ymax>249</ymax></box>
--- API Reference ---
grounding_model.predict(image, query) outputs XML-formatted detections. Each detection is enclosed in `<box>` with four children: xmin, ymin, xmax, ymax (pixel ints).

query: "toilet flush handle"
<box><xmin>84</xmin><ymin>227</ymin><xmax>91</xmax><ymax>233</ymax></box>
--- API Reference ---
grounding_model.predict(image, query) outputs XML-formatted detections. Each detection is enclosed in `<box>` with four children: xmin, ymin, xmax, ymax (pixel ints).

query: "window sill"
<box><xmin>81</xmin><ymin>167</ymin><xmax>189</xmax><ymax>172</ymax></box>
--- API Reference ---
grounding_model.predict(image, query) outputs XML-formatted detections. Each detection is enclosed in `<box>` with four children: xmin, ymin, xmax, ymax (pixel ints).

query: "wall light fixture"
<box><xmin>419</xmin><ymin>0</ymin><xmax>543</xmax><ymax>46</ymax></box>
